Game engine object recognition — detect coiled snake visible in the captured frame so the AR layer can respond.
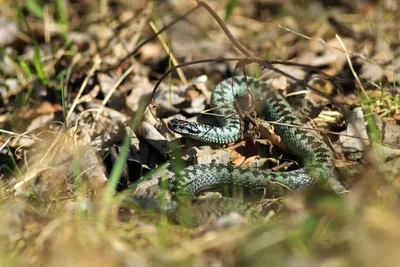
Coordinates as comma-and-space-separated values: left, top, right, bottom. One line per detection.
128, 76, 345, 221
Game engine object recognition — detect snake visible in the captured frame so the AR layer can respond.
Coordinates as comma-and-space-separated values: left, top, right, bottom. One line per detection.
127, 75, 345, 222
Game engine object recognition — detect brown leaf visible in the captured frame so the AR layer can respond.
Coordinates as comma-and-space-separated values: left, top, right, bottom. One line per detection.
21, 101, 63, 119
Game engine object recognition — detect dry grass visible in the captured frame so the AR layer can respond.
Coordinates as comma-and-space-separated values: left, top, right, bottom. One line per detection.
0, 1, 400, 266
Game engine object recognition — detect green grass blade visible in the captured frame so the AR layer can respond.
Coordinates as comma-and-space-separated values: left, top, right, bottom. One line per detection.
54, 0, 70, 42
20, 8, 49, 85
362, 103, 381, 142
59, 71, 67, 126
103, 100, 146, 203
224, 0, 239, 21
32, 42, 49, 85
5, 145, 22, 177
54, 0, 69, 26
25, 0, 44, 19
17, 56, 33, 77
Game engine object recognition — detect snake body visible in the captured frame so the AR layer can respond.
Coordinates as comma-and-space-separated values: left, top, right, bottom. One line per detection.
129, 76, 344, 219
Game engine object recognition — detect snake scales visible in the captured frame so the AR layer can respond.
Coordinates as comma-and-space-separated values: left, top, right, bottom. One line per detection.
128, 75, 345, 221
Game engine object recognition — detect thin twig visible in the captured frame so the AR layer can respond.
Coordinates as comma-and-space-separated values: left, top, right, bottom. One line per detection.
93, 64, 135, 123
280, 24, 400, 74
197, 0, 253, 58
103, 4, 201, 72
259, 119, 398, 148
140, 57, 345, 122
66, 56, 101, 122
149, 21, 187, 84
336, 34, 370, 102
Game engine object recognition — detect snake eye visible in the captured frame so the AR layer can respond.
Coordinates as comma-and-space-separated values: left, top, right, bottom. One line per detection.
167, 119, 180, 130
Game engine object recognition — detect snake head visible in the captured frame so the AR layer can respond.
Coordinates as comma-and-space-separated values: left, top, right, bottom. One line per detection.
168, 119, 201, 136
